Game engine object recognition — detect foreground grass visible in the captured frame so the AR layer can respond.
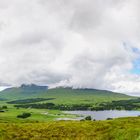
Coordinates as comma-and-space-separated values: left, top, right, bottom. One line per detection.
0, 117, 140, 140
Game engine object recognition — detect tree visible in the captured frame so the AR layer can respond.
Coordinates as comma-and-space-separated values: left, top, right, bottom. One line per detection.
17, 113, 31, 119
85, 116, 92, 120
2, 106, 7, 109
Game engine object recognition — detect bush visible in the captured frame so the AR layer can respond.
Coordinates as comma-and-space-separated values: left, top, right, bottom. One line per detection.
2, 106, 7, 109
106, 118, 113, 120
17, 113, 31, 119
85, 116, 92, 120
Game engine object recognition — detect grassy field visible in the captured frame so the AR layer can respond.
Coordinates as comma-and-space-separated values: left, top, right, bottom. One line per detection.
0, 86, 137, 123
0, 117, 140, 140
0, 87, 140, 140
0, 106, 78, 123
0, 86, 139, 140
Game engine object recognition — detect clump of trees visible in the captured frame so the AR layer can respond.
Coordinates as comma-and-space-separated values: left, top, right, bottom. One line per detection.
2, 106, 7, 109
85, 116, 92, 120
17, 113, 31, 119
14, 103, 91, 110
91, 98, 140, 111
14, 98, 140, 111
0, 106, 8, 112
7, 98, 55, 104
80, 116, 93, 121
106, 118, 113, 120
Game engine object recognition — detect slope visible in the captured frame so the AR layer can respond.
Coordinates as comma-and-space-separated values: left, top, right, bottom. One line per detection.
0, 85, 134, 105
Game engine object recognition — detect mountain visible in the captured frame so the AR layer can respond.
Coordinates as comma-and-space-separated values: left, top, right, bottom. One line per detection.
20, 84, 48, 92
0, 84, 134, 104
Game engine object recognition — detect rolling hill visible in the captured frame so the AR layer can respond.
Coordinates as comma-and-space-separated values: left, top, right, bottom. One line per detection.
0, 84, 134, 105
0, 84, 139, 129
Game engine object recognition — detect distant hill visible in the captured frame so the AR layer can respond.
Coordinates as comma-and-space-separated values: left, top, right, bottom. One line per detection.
0, 84, 135, 104
20, 84, 48, 92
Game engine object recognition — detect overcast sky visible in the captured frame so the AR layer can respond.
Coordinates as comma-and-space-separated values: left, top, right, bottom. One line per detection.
0, 0, 140, 95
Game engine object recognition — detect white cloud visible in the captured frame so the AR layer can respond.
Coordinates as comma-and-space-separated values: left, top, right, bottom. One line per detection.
0, 0, 140, 95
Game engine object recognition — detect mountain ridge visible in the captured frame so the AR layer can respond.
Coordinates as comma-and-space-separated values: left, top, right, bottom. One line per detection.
0, 84, 134, 104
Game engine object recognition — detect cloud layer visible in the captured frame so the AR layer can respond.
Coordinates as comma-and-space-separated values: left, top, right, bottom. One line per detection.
0, 0, 140, 95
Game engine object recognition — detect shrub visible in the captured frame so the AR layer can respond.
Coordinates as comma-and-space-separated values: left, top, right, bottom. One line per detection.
2, 106, 8, 109
17, 113, 31, 119
106, 118, 113, 120
85, 116, 92, 120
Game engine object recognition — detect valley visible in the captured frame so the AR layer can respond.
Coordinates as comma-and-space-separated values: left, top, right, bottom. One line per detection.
0, 85, 140, 140
0, 85, 139, 122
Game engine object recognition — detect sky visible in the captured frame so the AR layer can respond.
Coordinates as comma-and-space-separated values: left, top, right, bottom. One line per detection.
0, 0, 140, 95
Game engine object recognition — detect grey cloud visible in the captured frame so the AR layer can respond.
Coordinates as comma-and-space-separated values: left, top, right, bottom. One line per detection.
0, 0, 140, 95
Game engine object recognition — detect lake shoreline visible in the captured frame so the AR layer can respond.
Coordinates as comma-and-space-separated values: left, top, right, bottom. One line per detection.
63, 110, 140, 120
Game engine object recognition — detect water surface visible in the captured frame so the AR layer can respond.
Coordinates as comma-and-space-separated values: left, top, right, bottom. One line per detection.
64, 110, 140, 120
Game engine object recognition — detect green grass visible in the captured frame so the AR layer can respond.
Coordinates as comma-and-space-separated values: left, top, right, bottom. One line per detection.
0, 87, 136, 123
0, 87, 134, 105
0, 87, 139, 139
0, 107, 77, 123
0, 117, 140, 140
0, 106, 75, 123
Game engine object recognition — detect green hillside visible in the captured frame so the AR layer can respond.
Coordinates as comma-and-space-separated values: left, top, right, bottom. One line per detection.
0, 85, 137, 123
0, 85, 140, 140
0, 85, 133, 105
